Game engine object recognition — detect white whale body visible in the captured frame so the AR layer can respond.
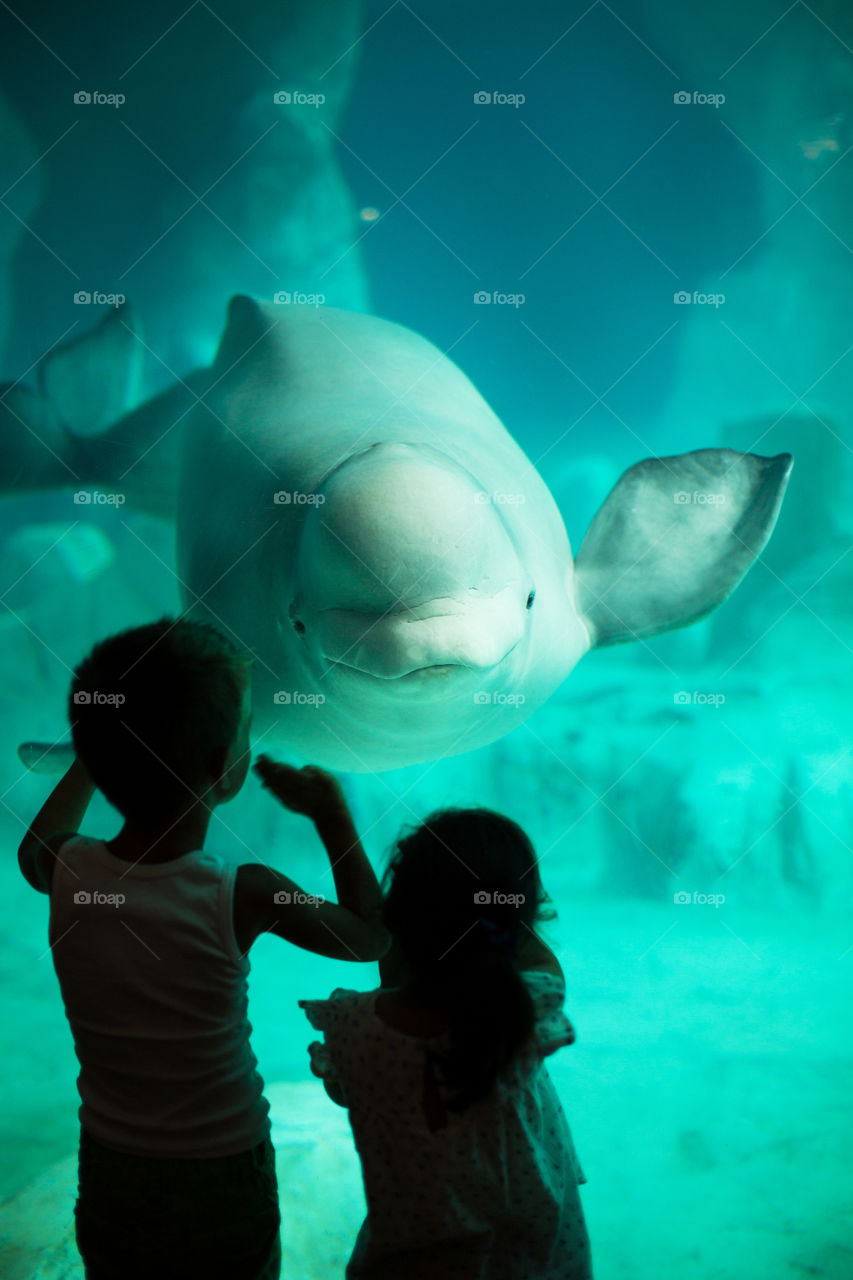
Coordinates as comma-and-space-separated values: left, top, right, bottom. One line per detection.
2, 298, 792, 771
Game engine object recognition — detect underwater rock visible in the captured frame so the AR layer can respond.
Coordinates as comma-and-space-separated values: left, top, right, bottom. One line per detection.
0, 514, 179, 771
441, 660, 853, 912
641, 1, 853, 453
0, 85, 43, 372
709, 413, 848, 657
0, 1152, 78, 1280
598, 708, 849, 910
3, 523, 115, 587
236, 0, 370, 313
720, 414, 845, 572
0, 523, 116, 715
711, 528, 853, 671
317, 663, 789, 905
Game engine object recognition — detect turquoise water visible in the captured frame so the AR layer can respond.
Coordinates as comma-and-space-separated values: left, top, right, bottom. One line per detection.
1, 2, 852, 1277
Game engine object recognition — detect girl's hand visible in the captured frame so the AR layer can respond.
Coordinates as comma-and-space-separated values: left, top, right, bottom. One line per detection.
253, 755, 346, 821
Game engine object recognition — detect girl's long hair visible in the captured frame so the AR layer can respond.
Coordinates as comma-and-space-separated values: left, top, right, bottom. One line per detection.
382, 808, 555, 1111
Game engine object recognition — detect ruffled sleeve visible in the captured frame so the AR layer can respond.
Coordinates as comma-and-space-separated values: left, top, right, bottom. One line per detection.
520, 969, 576, 1058
298, 988, 359, 1092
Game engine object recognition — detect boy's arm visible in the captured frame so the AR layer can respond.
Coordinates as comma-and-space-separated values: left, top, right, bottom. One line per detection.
243, 758, 391, 960
313, 801, 384, 931
235, 862, 390, 961
18, 758, 96, 894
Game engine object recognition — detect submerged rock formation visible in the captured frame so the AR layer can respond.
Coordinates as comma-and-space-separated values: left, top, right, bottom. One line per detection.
0, 86, 43, 372
0, 0, 369, 382
640, 2, 853, 461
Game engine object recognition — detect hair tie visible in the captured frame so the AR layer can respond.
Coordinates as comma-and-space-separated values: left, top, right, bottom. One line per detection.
475, 914, 519, 960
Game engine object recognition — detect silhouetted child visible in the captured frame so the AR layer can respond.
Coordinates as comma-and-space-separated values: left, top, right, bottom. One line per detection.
18, 617, 389, 1280
300, 808, 592, 1279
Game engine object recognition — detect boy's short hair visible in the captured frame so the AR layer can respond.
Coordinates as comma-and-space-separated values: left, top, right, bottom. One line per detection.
70, 617, 252, 831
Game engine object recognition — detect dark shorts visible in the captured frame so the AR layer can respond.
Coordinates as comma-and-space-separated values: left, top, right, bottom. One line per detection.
74, 1128, 281, 1280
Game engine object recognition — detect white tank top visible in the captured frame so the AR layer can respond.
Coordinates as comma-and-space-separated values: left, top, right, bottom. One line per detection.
49, 836, 270, 1158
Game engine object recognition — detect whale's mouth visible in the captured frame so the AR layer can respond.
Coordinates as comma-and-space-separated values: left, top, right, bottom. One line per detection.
326, 647, 519, 682
304, 592, 526, 681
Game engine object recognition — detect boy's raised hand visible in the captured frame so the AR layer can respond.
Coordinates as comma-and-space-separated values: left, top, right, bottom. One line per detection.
253, 755, 346, 821
252, 754, 388, 959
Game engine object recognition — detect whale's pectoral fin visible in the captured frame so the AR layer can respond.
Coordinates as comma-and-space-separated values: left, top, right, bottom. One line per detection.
573, 448, 793, 648
38, 303, 142, 437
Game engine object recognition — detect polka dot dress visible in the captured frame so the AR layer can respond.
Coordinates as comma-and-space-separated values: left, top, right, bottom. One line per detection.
299, 972, 592, 1279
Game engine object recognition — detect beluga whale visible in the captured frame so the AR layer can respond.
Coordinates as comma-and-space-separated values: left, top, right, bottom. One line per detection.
2, 298, 792, 772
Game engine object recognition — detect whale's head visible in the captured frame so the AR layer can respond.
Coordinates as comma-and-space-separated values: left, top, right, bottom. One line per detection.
287, 442, 536, 690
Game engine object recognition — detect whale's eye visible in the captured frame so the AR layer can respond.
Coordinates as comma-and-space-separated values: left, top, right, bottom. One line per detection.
526, 590, 536, 610
292, 619, 306, 634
